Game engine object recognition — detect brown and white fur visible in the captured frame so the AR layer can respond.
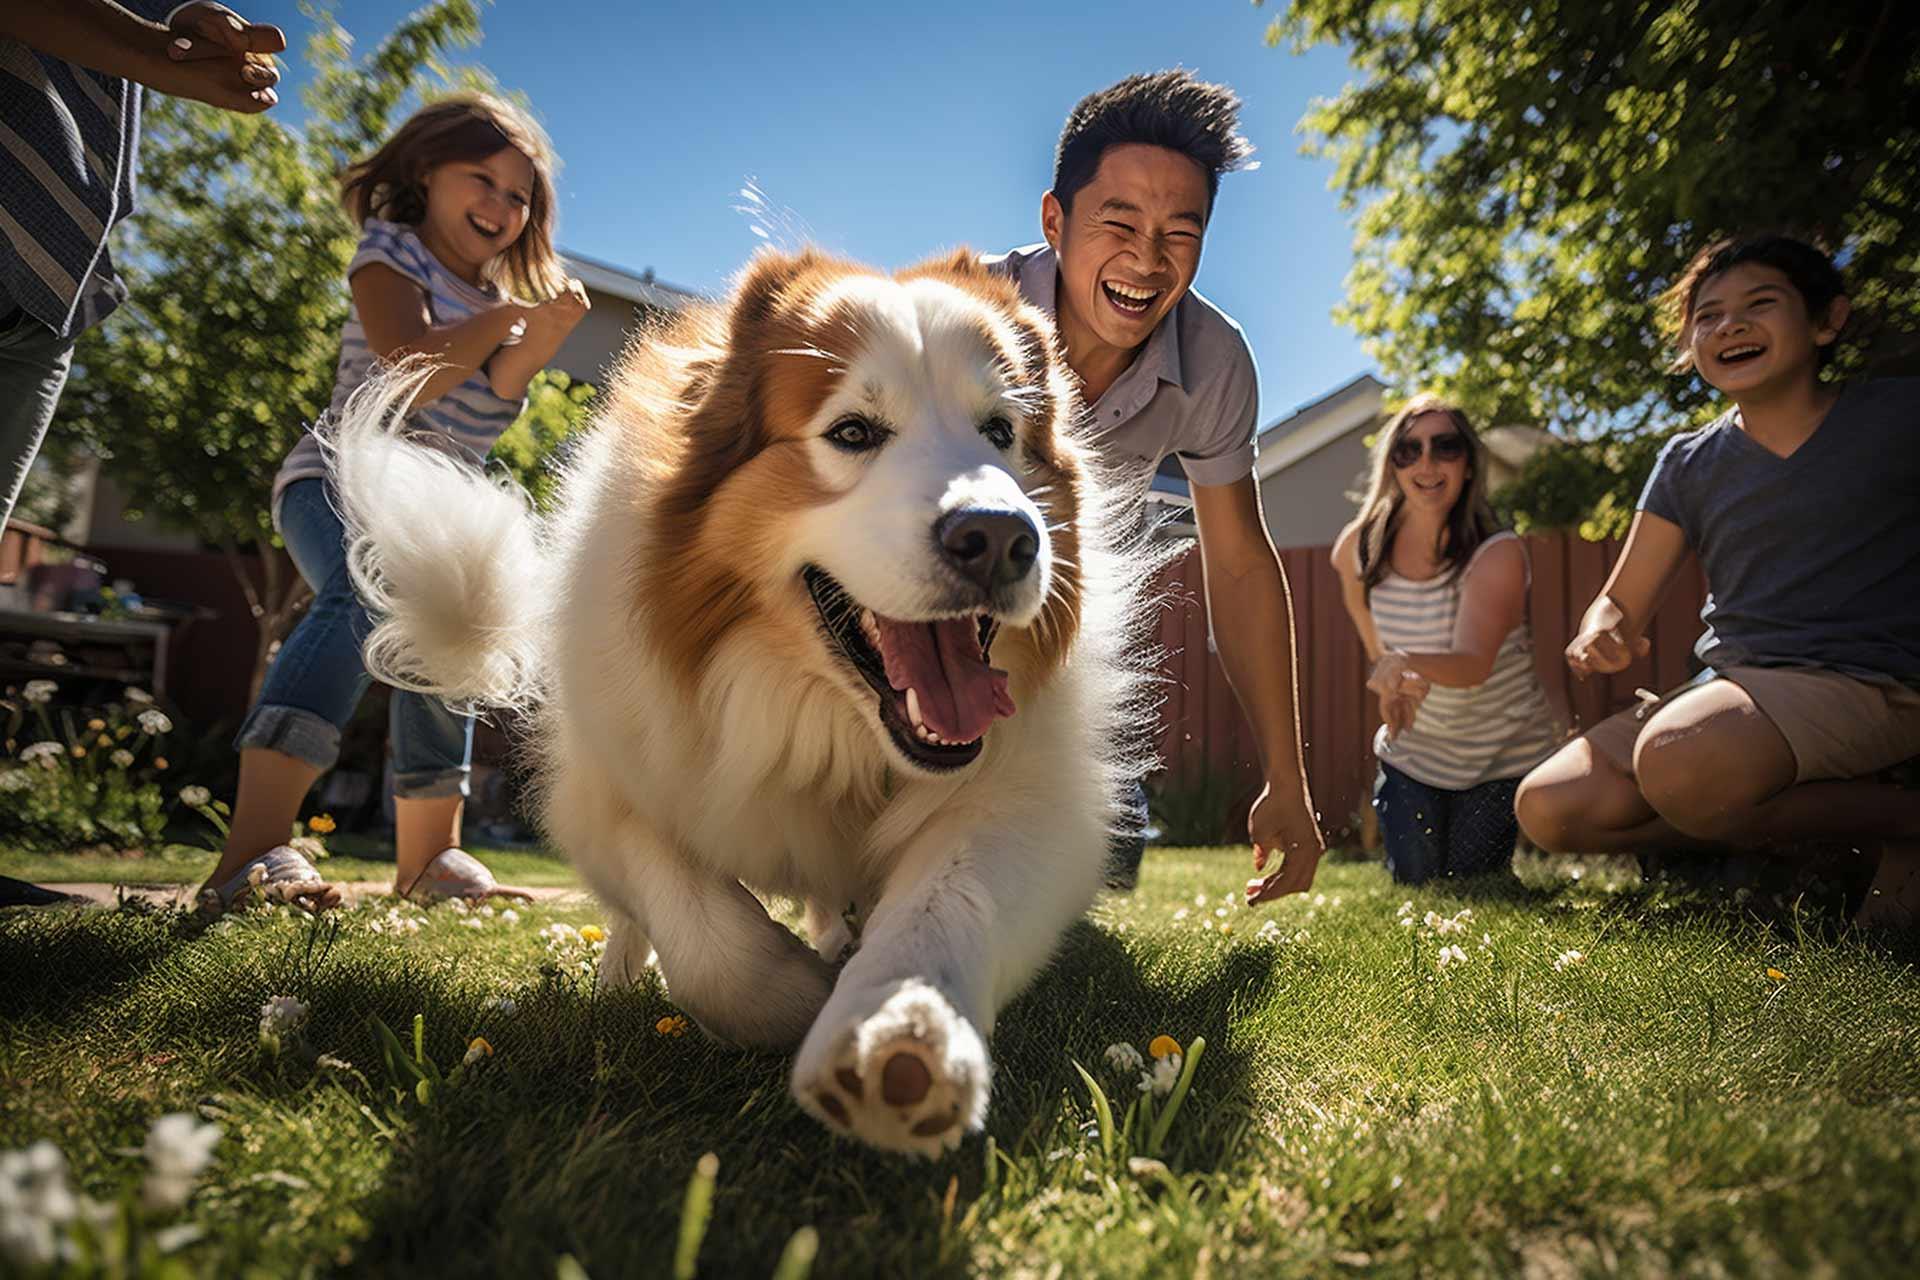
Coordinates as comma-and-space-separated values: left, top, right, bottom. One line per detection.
327, 248, 1160, 1156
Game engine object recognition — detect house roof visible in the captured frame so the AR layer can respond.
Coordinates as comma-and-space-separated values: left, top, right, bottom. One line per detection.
559, 248, 704, 312
1252, 371, 1386, 481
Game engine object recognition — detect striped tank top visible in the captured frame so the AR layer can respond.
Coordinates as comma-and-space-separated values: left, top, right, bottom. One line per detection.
271, 219, 526, 514
1370, 532, 1561, 790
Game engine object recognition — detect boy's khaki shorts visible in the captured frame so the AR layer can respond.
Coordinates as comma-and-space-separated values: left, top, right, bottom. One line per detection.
1583, 665, 1920, 784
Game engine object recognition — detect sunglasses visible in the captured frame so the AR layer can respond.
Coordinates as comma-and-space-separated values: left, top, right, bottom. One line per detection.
1390, 432, 1468, 469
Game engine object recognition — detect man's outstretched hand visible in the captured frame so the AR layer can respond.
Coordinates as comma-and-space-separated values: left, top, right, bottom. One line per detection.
156, 3, 285, 112
1244, 778, 1326, 905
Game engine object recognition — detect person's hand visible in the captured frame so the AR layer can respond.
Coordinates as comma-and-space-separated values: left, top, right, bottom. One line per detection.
153, 3, 285, 113
1379, 670, 1430, 740
1244, 778, 1327, 905
1565, 623, 1648, 678
1366, 650, 1417, 699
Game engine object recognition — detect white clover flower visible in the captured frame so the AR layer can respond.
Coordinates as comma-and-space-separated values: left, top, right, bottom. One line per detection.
1294, 929, 1311, 943
109, 748, 134, 768
0, 769, 29, 793
1553, 949, 1586, 971
316, 1054, 354, 1072
0, 1140, 77, 1268
140, 1113, 220, 1211
1213, 907, 1228, 918
178, 785, 211, 808
137, 709, 172, 735
461, 917, 485, 930
1104, 1042, 1145, 1073
123, 687, 154, 706
1436, 944, 1469, 970
1172, 907, 1189, 922
448, 897, 470, 914
499, 908, 520, 925
1256, 919, 1285, 941
486, 995, 518, 1019
1397, 900, 1414, 918
1193, 892, 1207, 907
20, 741, 62, 768
1137, 1053, 1181, 1097
21, 680, 57, 705
258, 994, 308, 1036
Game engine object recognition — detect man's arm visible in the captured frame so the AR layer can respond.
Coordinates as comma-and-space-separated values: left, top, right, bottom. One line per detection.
1187, 475, 1328, 901
0, 2, 283, 113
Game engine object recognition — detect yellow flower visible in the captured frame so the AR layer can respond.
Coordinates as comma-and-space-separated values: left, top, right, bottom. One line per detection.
463, 1036, 493, 1066
1148, 1035, 1182, 1060
69, 744, 85, 758
580, 925, 606, 944
1220, 923, 1233, 936
154, 757, 168, 770
96, 734, 112, 748
1766, 967, 1786, 982
656, 1014, 689, 1037
307, 813, 337, 835
115, 725, 132, 740
86, 718, 105, 732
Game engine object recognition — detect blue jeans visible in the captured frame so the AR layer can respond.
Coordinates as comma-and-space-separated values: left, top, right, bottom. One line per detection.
234, 478, 472, 798
1372, 763, 1520, 885
0, 300, 76, 529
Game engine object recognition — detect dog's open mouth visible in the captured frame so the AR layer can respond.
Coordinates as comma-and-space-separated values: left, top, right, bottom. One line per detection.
804, 567, 1012, 771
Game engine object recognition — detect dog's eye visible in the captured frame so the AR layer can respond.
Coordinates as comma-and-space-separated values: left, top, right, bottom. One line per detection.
980, 416, 1014, 450
825, 417, 888, 453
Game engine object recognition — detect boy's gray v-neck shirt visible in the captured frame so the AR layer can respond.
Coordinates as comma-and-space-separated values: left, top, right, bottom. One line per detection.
1637, 378, 1920, 686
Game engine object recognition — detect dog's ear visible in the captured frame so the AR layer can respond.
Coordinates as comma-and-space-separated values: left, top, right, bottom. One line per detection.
900, 247, 987, 285
728, 248, 821, 331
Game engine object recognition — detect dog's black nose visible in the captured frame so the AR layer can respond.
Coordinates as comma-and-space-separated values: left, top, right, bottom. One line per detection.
936, 508, 1039, 592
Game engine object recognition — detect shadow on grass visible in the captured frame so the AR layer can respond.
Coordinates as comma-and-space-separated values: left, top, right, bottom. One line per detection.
338, 920, 1278, 1278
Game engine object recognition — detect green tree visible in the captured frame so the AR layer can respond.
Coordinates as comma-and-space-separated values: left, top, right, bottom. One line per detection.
1266, 0, 1920, 529
489, 369, 596, 512
55, 1, 493, 696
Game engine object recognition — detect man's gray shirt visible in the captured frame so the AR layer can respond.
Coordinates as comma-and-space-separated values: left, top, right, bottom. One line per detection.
984, 243, 1259, 492
1638, 378, 1920, 686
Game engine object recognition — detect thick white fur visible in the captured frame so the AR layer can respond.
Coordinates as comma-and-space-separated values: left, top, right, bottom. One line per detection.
328, 266, 1164, 1157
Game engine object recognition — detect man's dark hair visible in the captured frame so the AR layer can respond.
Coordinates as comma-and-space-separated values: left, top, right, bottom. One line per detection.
1660, 232, 1848, 371
1052, 70, 1253, 219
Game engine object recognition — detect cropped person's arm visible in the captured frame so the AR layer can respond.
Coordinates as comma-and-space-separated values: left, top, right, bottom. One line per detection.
353, 264, 527, 407
1330, 521, 1383, 663
0, 2, 283, 113
1373, 538, 1528, 691
1566, 511, 1689, 677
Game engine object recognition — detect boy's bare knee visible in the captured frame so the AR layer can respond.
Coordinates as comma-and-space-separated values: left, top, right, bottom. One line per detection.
1515, 775, 1581, 853
1635, 731, 1749, 842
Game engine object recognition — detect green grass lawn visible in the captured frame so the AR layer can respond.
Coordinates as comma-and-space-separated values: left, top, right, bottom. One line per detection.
0, 833, 579, 889
2, 849, 1917, 1277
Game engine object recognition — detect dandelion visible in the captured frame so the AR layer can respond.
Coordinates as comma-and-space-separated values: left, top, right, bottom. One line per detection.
85, 718, 105, 732
153, 756, 168, 770
463, 1036, 493, 1065
1103, 1042, 1145, 1073
179, 785, 211, 808
655, 1015, 689, 1037
21, 680, 56, 705
580, 925, 606, 944
1220, 923, 1233, 936
137, 709, 172, 735
1138, 1053, 1181, 1097
307, 813, 336, 835
140, 1113, 220, 1211
68, 744, 84, 759
1148, 1035, 1182, 1060
109, 748, 133, 768
1766, 967, 1786, 982
1553, 950, 1586, 971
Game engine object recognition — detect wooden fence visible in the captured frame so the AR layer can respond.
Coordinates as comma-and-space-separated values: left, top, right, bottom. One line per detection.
1151, 532, 1708, 845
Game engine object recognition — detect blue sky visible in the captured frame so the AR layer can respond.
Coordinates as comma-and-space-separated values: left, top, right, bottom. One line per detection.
247, 0, 1371, 424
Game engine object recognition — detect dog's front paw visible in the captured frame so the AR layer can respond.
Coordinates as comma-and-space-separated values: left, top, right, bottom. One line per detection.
792, 978, 988, 1157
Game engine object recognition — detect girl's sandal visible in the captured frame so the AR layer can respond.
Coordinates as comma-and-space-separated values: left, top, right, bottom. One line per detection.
401, 847, 535, 904
199, 846, 340, 914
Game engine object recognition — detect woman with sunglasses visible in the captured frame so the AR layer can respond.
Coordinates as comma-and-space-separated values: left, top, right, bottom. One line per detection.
1330, 394, 1561, 883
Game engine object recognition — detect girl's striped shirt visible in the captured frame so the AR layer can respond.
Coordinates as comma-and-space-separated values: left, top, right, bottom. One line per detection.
1371, 532, 1562, 790
272, 219, 525, 513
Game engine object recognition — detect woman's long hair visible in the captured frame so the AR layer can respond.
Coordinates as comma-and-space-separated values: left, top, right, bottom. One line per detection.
1353, 393, 1502, 596
339, 92, 567, 302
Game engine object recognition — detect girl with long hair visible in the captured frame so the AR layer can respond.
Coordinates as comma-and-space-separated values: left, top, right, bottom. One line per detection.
1331, 394, 1559, 883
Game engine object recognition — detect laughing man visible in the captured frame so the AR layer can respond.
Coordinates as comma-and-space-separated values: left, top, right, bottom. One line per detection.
987, 70, 1326, 902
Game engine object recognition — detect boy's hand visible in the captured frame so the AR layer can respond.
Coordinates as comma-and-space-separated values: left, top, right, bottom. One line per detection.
155, 4, 285, 111
1566, 624, 1649, 678
1244, 779, 1326, 905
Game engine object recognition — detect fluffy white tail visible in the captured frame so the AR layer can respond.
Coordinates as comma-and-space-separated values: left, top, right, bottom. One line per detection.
324, 360, 551, 712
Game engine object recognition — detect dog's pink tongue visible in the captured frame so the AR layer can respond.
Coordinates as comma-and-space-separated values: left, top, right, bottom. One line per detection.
874, 615, 1014, 742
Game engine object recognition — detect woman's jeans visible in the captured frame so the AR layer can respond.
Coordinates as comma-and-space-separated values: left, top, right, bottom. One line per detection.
1372, 763, 1520, 885
234, 478, 472, 798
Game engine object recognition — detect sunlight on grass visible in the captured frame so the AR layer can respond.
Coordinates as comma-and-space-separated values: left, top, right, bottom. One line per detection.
3, 849, 1917, 1276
